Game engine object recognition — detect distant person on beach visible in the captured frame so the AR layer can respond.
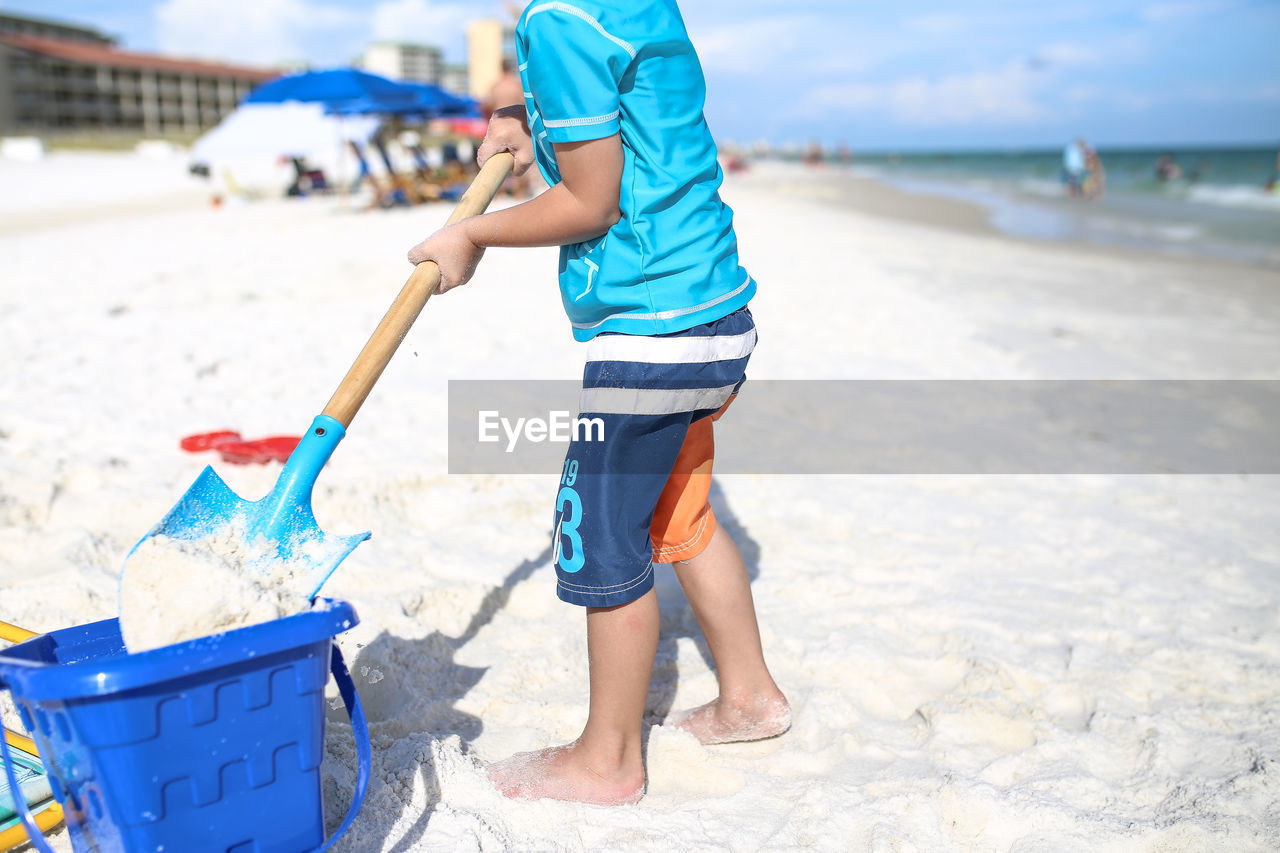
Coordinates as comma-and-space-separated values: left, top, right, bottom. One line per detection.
1155, 153, 1183, 182
407, 0, 788, 807
283, 156, 327, 197
1062, 138, 1087, 197
1082, 143, 1106, 200
482, 59, 532, 197
482, 58, 524, 118
1265, 149, 1280, 193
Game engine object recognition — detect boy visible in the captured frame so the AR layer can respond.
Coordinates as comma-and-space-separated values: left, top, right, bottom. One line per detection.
407, 0, 788, 805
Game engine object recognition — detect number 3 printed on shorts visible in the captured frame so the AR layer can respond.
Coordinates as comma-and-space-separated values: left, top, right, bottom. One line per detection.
556, 458, 585, 574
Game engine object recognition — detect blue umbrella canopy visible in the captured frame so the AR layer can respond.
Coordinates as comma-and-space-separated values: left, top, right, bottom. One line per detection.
403, 83, 477, 116
245, 68, 422, 112
326, 82, 479, 117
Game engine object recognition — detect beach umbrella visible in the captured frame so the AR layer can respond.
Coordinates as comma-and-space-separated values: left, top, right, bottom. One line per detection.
403, 83, 477, 116
219, 69, 429, 196
244, 68, 422, 112
326, 82, 478, 118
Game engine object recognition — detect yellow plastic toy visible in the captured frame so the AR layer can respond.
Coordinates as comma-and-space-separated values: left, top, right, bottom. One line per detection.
0, 620, 64, 852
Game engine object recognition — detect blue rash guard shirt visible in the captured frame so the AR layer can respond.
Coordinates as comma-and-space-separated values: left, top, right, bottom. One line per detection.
516, 0, 755, 341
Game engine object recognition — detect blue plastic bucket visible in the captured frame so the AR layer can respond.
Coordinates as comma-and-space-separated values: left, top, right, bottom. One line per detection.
0, 600, 369, 853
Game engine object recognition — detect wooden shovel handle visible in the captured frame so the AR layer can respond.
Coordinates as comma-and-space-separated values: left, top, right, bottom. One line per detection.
322, 152, 515, 428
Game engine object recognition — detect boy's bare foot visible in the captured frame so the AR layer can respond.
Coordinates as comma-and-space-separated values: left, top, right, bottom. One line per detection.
487, 741, 646, 805
665, 691, 792, 745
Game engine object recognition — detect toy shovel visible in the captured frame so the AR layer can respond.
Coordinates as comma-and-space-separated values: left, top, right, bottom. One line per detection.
121, 153, 515, 601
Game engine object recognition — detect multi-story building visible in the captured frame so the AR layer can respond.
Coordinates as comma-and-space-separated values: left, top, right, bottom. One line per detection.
0, 12, 275, 138
360, 41, 444, 85
441, 63, 470, 98
0, 12, 111, 44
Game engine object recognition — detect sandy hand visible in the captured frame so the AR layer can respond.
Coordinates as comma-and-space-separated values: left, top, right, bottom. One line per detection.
478, 106, 535, 176
406, 222, 486, 294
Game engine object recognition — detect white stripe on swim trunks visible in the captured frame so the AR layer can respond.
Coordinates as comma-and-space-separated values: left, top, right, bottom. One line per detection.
586, 329, 756, 365
579, 383, 738, 416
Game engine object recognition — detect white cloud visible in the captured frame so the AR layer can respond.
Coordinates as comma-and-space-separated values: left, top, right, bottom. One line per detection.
688, 13, 898, 79
369, 0, 482, 59
1035, 42, 1102, 68
1064, 79, 1279, 113
1064, 83, 1104, 104
155, 0, 362, 66
154, 0, 498, 67
1056, 83, 1154, 115
798, 61, 1049, 127
686, 15, 816, 75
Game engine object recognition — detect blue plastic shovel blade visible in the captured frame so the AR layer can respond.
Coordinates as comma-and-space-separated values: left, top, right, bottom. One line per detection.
124, 414, 370, 600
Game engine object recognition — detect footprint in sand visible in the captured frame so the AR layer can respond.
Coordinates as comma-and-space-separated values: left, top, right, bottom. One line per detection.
645, 726, 746, 797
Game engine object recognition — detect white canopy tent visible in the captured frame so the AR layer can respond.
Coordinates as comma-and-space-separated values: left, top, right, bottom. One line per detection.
191, 102, 381, 197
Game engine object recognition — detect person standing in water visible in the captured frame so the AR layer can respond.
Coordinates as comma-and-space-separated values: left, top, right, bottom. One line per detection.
1062, 138, 1087, 197
1082, 142, 1106, 200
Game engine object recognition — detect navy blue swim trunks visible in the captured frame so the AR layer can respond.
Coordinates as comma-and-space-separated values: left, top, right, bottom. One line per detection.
552, 307, 756, 607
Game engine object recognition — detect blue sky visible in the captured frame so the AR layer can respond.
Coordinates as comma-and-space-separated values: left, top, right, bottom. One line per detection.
6, 0, 1279, 149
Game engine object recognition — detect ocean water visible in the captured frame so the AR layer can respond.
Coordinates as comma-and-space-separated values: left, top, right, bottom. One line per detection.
841, 146, 1280, 266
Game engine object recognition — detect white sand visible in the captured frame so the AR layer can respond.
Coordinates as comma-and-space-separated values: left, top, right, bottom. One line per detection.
117, 524, 310, 653
1, 153, 1278, 851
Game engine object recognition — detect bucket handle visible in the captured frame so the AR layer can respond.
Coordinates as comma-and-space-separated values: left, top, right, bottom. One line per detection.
0, 643, 371, 853
316, 642, 371, 852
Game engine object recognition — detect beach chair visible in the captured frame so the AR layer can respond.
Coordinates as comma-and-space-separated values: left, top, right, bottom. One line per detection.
347, 141, 376, 195
347, 141, 394, 208
284, 157, 333, 198
0, 621, 64, 852
305, 166, 330, 194
220, 168, 261, 202
407, 144, 466, 203
368, 138, 423, 208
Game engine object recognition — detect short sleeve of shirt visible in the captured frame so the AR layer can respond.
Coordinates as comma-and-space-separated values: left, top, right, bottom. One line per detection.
522, 5, 635, 143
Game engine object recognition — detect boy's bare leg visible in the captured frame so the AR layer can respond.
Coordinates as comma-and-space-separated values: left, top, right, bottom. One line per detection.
667, 524, 791, 744
488, 588, 658, 804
